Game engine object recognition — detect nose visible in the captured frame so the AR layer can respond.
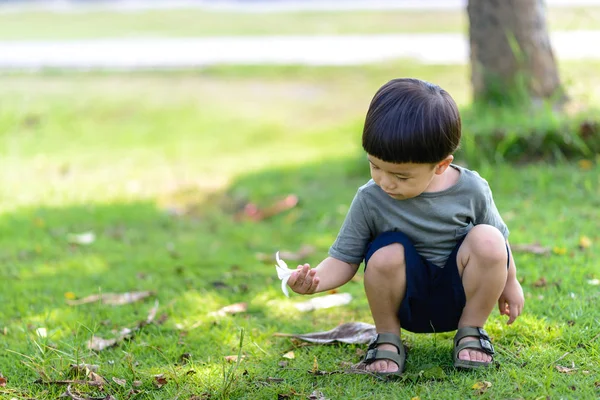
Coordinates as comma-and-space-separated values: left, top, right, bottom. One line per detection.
379, 174, 396, 190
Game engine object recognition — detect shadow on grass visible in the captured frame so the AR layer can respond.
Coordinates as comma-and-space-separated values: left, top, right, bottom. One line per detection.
1, 154, 598, 398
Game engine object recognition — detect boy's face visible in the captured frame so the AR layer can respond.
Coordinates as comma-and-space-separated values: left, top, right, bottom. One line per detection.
367, 155, 449, 200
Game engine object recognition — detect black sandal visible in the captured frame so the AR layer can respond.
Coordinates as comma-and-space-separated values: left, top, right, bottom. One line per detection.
362, 333, 406, 376
453, 327, 495, 369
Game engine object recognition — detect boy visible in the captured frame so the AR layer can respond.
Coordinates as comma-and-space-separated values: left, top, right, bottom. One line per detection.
286, 78, 524, 375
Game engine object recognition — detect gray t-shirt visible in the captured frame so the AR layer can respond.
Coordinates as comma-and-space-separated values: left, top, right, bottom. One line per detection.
329, 165, 508, 267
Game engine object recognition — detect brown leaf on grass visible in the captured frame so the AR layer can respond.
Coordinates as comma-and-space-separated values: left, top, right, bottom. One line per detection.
274, 322, 376, 344
256, 245, 315, 262
63, 384, 115, 400
154, 374, 168, 388
0, 375, 6, 387
282, 351, 295, 359
208, 302, 247, 317
224, 355, 246, 363
533, 277, 548, 288
511, 243, 551, 255
179, 353, 192, 364
235, 195, 299, 222
190, 394, 212, 400
132, 380, 142, 387
70, 364, 99, 373
556, 365, 578, 373
112, 377, 126, 387
87, 301, 159, 352
67, 291, 155, 306
472, 381, 492, 394
308, 390, 329, 400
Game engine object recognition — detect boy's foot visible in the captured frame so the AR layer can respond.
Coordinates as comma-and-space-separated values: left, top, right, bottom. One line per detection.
362, 333, 405, 375
365, 343, 401, 372
457, 337, 493, 363
453, 327, 495, 369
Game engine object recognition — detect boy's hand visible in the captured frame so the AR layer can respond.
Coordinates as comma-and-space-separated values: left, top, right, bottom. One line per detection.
287, 264, 320, 295
498, 278, 524, 325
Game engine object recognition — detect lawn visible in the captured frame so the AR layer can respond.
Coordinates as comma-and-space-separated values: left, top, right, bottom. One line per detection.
0, 61, 599, 399
0, 6, 599, 40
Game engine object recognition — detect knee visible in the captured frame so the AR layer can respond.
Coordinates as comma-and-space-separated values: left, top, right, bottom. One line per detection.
366, 243, 406, 274
466, 224, 508, 266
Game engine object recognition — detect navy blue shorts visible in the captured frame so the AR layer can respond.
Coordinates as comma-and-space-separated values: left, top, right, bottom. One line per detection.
365, 231, 509, 334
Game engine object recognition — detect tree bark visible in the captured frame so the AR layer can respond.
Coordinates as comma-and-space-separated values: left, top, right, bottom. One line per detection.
468, 0, 562, 104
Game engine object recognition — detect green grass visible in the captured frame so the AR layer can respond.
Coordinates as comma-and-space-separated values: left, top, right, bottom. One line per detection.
0, 6, 599, 40
0, 62, 599, 399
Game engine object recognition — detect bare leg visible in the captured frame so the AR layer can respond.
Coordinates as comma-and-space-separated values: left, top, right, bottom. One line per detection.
456, 225, 508, 363
363, 243, 406, 372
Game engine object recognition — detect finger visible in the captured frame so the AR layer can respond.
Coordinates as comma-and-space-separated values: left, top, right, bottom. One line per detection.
507, 305, 518, 325
300, 271, 315, 290
497, 299, 507, 315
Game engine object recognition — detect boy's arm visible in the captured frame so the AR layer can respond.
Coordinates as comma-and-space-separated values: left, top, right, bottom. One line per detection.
498, 241, 525, 324
287, 256, 359, 295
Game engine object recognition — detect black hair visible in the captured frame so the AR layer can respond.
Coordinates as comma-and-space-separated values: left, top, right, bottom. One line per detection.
362, 78, 461, 164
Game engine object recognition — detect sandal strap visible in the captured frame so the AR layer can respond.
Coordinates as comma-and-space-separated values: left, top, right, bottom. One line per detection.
454, 327, 494, 355
455, 339, 495, 356
454, 327, 490, 343
364, 349, 404, 367
367, 333, 402, 353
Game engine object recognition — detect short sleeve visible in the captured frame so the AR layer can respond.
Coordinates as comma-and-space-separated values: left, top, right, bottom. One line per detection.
328, 191, 374, 265
475, 180, 509, 239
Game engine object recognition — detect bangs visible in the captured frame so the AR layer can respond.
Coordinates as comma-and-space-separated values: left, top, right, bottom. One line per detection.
362, 78, 461, 164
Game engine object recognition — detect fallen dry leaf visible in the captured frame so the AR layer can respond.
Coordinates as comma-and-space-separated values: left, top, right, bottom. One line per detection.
266, 377, 284, 383
88, 300, 159, 351
178, 353, 192, 364
208, 302, 248, 317
282, 351, 295, 359
308, 390, 328, 400
274, 322, 376, 344
133, 380, 142, 387
293, 293, 352, 312
112, 377, 126, 387
63, 384, 115, 400
579, 236, 592, 250
312, 356, 319, 374
511, 243, 551, 255
0, 375, 6, 387
236, 194, 298, 222
472, 381, 492, 394
67, 291, 155, 306
154, 374, 168, 388
224, 355, 246, 363
556, 365, 578, 374
533, 277, 548, 288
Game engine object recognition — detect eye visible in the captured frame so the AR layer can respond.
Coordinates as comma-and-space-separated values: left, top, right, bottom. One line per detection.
394, 175, 408, 181
370, 164, 379, 170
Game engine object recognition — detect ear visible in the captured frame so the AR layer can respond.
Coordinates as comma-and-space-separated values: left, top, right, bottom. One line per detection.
434, 155, 454, 175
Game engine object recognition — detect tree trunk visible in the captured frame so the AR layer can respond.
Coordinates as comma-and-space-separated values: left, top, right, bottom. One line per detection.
467, 0, 562, 104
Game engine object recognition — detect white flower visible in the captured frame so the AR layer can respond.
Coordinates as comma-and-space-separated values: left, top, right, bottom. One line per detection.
275, 251, 293, 297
